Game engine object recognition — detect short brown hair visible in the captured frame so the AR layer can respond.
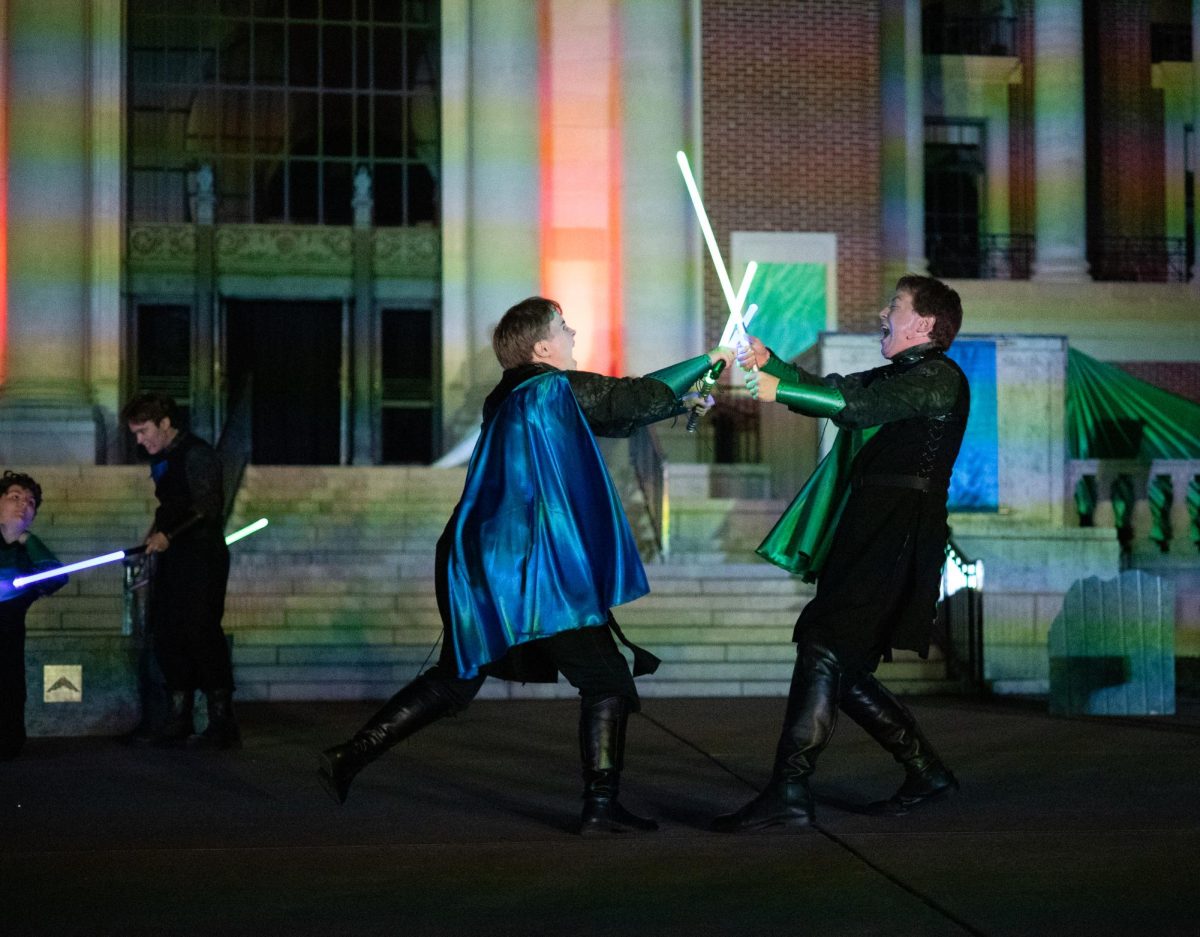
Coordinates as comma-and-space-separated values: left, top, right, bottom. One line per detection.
895, 274, 963, 349
120, 392, 178, 427
492, 297, 561, 370
1, 470, 43, 511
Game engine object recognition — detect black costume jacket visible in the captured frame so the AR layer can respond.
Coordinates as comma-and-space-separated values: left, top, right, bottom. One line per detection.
774, 343, 970, 668
147, 431, 230, 640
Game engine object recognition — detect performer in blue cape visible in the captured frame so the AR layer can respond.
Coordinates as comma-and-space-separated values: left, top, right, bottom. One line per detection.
321, 296, 733, 834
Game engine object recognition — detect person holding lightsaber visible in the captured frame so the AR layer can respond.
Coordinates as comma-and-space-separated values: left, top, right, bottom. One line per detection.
320, 296, 734, 834
121, 392, 240, 750
0, 471, 69, 759
715, 275, 968, 832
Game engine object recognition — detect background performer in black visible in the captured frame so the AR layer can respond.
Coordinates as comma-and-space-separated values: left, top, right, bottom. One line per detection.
122, 393, 237, 749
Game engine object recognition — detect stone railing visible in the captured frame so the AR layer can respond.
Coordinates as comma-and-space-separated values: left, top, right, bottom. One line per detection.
1068, 459, 1200, 556
630, 425, 669, 560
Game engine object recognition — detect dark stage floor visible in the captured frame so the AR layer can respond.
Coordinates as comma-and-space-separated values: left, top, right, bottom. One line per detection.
3, 695, 1198, 936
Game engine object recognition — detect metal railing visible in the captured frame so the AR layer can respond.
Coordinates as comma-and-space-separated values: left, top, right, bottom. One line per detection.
923, 15, 1017, 57
1089, 237, 1192, 283
630, 425, 669, 560
1068, 459, 1200, 560
936, 536, 986, 692
927, 233, 1034, 280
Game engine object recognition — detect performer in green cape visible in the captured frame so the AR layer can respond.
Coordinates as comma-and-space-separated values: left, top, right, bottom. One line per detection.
715, 274, 969, 832
320, 296, 732, 834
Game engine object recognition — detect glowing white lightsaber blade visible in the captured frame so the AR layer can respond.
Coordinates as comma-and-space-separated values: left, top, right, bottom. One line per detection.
10, 517, 270, 589
719, 264, 758, 349
676, 151, 760, 357
677, 151, 739, 314
12, 551, 127, 588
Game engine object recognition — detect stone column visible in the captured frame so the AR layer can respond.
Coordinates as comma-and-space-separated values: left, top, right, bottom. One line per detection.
1194, 0, 1200, 290
1032, 0, 1089, 281
351, 167, 377, 464
439, 0, 541, 448
0, 0, 98, 462
880, 0, 926, 294
620, 0, 698, 378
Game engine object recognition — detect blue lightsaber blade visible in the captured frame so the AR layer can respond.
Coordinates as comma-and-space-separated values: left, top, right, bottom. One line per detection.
11, 517, 270, 589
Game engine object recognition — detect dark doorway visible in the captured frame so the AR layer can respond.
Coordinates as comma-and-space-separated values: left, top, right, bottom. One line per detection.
226, 301, 343, 465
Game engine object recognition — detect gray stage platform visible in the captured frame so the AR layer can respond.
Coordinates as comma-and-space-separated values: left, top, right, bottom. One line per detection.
2, 696, 1198, 936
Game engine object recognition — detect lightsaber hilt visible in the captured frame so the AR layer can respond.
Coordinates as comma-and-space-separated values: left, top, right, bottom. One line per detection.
687, 360, 727, 433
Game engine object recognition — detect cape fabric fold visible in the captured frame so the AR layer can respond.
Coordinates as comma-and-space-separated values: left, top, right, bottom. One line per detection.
756, 426, 877, 581
446, 371, 650, 679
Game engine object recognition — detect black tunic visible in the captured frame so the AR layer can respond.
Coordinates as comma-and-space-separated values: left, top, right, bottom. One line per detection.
0, 534, 67, 753
781, 344, 970, 669
147, 431, 233, 691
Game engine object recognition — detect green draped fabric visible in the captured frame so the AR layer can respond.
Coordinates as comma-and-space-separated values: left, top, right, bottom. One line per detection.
756, 426, 878, 581
1067, 348, 1200, 459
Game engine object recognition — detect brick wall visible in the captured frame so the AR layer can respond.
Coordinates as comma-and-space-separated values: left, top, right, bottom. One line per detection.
1009, 0, 1035, 239
1085, 0, 1166, 242
701, 0, 882, 342
1115, 361, 1200, 404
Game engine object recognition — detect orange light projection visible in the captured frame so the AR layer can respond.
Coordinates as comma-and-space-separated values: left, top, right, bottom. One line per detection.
538, 0, 622, 376
0, 6, 8, 385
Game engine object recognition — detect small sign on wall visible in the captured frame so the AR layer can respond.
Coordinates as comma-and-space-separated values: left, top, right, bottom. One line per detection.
44, 665, 83, 703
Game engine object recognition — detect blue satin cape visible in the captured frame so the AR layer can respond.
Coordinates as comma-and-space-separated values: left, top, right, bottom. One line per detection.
445, 371, 649, 679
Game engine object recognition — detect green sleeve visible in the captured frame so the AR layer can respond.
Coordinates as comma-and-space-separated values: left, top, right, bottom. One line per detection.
22, 532, 60, 569
644, 354, 713, 398
776, 381, 846, 418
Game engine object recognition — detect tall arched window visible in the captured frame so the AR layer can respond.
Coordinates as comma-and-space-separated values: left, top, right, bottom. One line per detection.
128, 0, 440, 225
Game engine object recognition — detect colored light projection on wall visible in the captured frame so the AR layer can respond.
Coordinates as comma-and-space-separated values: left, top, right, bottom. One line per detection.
538, 0, 622, 376
0, 31, 7, 387
946, 339, 998, 512
742, 262, 827, 362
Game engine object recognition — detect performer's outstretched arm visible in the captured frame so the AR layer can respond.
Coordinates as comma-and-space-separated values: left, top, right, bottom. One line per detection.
568, 348, 732, 437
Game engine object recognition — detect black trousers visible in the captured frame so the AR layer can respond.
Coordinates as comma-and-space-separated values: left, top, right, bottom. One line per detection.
150, 544, 233, 692
0, 620, 27, 755
424, 622, 639, 712
429, 519, 639, 709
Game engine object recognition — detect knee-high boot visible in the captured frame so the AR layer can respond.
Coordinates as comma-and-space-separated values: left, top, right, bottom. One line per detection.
840, 673, 958, 814
578, 696, 658, 835
318, 675, 457, 804
154, 690, 195, 746
713, 640, 842, 832
188, 687, 242, 750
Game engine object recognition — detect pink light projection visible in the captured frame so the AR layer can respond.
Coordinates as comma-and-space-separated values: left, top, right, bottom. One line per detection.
538, 0, 623, 376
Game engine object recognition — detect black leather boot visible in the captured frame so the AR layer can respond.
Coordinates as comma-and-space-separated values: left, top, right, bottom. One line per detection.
578, 696, 658, 835
840, 673, 958, 814
713, 640, 841, 833
318, 676, 456, 805
188, 688, 242, 750
154, 690, 194, 746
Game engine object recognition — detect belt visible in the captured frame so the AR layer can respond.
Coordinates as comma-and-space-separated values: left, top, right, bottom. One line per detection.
853, 473, 934, 492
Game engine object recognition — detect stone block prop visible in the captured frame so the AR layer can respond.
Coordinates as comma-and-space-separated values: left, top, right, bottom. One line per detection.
24, 633, 141, 736
1048, 570, 1175, 716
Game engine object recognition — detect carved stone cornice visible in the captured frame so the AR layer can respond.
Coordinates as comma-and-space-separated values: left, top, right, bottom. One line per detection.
127, 224, 196, 271
373, 226, 440, 278
128, 223, 441, 280
215, 225, 354, 275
